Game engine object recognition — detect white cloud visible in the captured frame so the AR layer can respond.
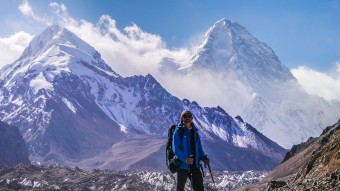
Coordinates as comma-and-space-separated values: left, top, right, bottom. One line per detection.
18, 0, 51, 25
157, 70, 253, 115
18, 0, 33, 16
0, 31, 33, 69
6, 1, 251, 115
47, 3, 194, 77
291, 65, 340, 101
49, 2, 67, 16
43, 2, 253, 115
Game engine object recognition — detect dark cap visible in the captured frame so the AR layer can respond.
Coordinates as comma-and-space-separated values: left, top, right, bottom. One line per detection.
181, 110, 192, 117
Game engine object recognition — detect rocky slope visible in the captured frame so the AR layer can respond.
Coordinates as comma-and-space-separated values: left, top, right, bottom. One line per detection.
0, 121, 30, 167
234, 119, 340, 191
0, 164, 267, 190
0, 25, 286, 170
177, 18, 340, 148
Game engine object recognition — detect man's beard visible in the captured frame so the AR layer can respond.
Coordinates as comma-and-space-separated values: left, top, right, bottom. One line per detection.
183, 119, 191, 125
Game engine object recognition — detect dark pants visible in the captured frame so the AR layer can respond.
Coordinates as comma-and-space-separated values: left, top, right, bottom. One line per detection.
176, 167, 204, 191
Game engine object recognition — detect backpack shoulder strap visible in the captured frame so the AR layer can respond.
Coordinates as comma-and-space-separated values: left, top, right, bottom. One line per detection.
178, 126, 185, 139
167, 124, 177, 147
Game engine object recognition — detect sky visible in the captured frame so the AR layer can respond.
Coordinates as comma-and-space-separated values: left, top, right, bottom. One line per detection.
0, 0, 339, 105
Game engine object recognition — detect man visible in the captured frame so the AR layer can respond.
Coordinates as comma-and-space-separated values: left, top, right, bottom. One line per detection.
172, 110, 210, 191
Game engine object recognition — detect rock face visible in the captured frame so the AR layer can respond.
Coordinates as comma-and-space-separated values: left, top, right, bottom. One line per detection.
0, 121, 30, 167
178, 18, 340, 148
235, 119, 340, 190
183, 19, 294, 85
0, 25, 286, 171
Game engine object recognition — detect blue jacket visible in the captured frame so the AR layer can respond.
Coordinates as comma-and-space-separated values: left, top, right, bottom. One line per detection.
172, 121, 206, 170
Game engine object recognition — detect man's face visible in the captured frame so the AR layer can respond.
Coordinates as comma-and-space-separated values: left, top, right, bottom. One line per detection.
181, 114, 193, 124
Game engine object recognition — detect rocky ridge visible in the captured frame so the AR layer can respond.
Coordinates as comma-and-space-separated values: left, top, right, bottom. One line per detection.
234, 119, 340, 191
0, 25, 286, 170
177, 18, 340, 148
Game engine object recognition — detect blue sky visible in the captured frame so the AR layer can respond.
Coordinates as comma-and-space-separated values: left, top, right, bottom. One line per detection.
0, 0, 339, 101
1, 0, 339, 71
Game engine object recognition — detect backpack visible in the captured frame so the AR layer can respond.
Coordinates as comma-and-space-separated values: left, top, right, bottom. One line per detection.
166, 124, 184, 173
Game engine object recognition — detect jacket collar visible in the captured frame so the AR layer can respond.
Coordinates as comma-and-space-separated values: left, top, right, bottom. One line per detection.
178, 121, 199, 132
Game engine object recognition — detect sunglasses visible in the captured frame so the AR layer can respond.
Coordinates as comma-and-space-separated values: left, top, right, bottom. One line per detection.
182, 114, 193, 119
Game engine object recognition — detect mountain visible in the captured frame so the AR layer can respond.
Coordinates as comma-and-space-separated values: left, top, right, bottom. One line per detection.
0, 120, 338, 190
178, 19, 340, 148
181, 19, 294, 90
235, 119, 340, 190
0, 25, 124, 164
68, 103, 286, 171
0, 121, 30, 167
0, 25, 286, 170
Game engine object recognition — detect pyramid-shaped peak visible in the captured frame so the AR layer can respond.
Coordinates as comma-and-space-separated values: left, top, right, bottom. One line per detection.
208, 18, 246, 33
194, 19, 251, 62
39, 25, 79, 42
39, 25, 80, 40
13, 25, 119, 77
30, 25, 78, 47
20, 25, 98, 60
185, 18, 295, 84
204, 19, 249, 42
44, 25, 66, 35
213, 18, 239, 28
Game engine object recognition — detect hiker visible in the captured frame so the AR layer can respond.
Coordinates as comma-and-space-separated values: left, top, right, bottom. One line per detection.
172, 110, 210, 191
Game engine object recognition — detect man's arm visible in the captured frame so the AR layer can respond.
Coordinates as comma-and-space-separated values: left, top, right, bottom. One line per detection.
172, 129, 186, 162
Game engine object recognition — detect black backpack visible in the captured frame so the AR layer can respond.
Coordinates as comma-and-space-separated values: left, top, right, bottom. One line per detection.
166, 124, 184, 173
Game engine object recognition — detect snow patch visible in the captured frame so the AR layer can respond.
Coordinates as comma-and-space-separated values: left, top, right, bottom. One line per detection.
119, 123, 128, 133
62, 97, 77, 113
12, 97, 24, 106
30, 72, 54, 94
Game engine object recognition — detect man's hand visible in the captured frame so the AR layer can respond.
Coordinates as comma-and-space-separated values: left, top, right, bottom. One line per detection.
203, 155, 210, 165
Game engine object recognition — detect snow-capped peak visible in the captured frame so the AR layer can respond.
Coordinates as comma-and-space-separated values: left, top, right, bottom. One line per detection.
0, 25, 120, 103
0, 24, 288, 170
183, 18, 295, 85
17, 25, 116, 75
21, 25, 91, 59
203, 18, 246, 47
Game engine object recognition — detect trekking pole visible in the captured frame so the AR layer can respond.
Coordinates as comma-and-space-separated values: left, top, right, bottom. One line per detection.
207, 163, 218, 191
199, 162, 205, 177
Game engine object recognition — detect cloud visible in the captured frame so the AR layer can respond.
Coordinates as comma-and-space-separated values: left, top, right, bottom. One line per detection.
291, 65, 340, 101
18, 0, 33, 16
49, 2, 67, 16
47, 3, 194, 77
6, 1, 251, 115
157, 69, 254, 115
45, 4, 249, 114
18, 0, 51, 25
16, 1, 337, 118
0, 31, 33, 69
